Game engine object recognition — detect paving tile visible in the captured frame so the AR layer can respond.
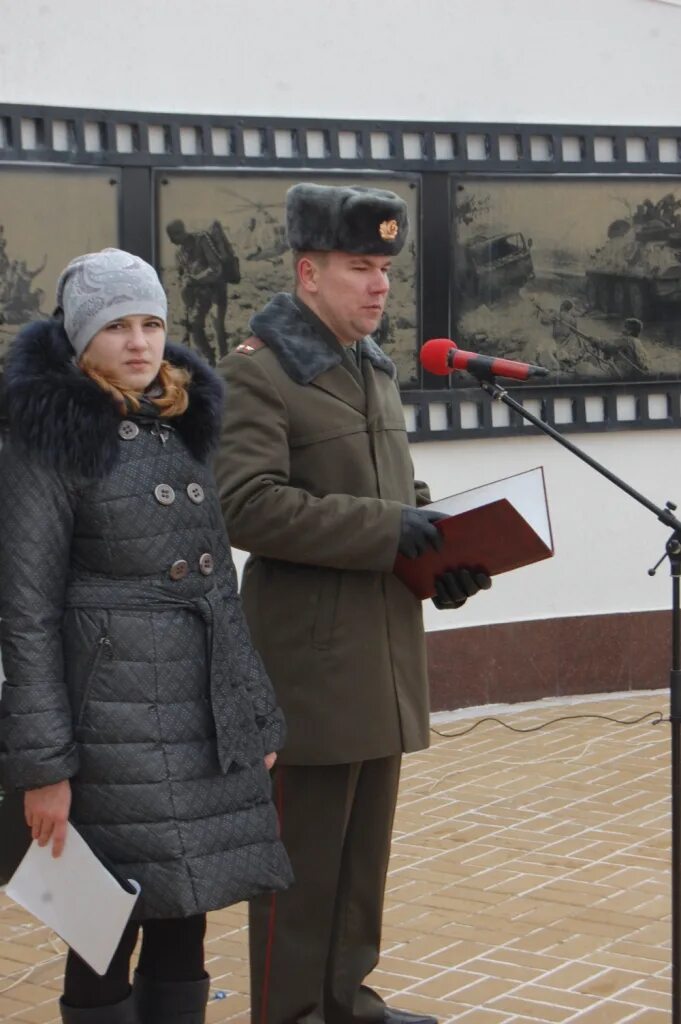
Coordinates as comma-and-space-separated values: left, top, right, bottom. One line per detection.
639, 976, 672, 994
437, 920, 535, 944
377, 955, 446, 979
363, 969, 416, 991
450, 1010, 509, 1023
615, 985, 671, 1011
543, 934, 607, 959
486, 994, 576, 1021
206, 995, 250, 1023
0, 992, 35, 1017
512, 927, 581, 951
561, 1001, 648, 1023
406, 970, 486, 998
449, 976, 521, 1006
0, 941, 54, 967
515, 904, 577, 925
576, 969, 652, 999
589, 952, 670, 975
207, 937, 248, 959
392, 935, 459, 960
507, 982, 596, 1011
9, 1000, 62, 1023
627, 923, 670, 946
466, 957, 541, 983
625, 1011, 672, 1023
0, 982, 61, 1008
539, 962, 613, 990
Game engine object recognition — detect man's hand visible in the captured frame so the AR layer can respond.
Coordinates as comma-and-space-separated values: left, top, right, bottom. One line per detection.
398, 508, 447, 559
264, 752, 278, 771
24, 780, 71, 859
433, 569, 492, 610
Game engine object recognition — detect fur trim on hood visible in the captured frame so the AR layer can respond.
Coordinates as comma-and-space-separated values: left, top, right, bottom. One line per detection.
249, 293, 396, 385
2, 317, 224, 478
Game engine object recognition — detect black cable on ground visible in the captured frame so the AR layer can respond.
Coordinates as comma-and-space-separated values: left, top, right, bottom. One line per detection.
430, 709, 665, 740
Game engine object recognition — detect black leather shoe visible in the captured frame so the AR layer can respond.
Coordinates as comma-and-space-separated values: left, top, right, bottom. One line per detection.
383, 1010, 438, 1024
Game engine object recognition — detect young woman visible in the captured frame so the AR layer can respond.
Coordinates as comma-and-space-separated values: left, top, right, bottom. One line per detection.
0, 248, 292, 1024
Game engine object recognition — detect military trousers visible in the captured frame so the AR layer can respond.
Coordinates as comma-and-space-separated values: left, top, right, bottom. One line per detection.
249, 754, 402, 1024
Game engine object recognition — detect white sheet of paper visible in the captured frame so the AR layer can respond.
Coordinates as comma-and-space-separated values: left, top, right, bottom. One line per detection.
6, 824, 140, 976
427, 466, 552, 548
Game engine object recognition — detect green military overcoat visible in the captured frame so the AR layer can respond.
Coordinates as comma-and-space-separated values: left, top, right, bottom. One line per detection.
215, 293, 431, 765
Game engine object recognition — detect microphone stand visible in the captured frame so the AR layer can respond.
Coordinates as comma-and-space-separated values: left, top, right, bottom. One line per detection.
472, 370, 681, 1020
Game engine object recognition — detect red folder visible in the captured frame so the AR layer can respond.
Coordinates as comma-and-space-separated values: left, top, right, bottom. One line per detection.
394, 467, 554, 600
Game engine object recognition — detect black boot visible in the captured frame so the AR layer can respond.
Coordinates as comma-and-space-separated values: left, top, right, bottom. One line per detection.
132, 971, 210, 1024
59, 990, 139, 1023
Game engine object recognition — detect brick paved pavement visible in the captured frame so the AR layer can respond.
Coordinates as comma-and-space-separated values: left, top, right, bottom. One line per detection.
0, 691, 672, 1023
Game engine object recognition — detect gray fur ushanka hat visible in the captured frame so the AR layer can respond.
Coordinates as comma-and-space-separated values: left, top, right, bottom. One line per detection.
286, 183, 408, 256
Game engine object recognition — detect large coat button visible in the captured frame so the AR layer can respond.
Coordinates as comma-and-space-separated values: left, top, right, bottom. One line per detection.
154, 484, 175, 506
199, 553, 214, 576
169, 559, 189, 580
186, 483, 205, 504
118, 420, 139, 440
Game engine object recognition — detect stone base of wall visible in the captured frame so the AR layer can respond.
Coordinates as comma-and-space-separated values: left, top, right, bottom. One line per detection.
426, 610, 670, 711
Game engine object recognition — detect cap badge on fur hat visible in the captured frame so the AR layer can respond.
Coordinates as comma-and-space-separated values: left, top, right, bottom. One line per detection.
379, 219, 399, 242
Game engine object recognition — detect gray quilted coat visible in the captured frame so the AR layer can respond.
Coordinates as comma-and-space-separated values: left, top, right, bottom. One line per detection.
0, 319, 292, 919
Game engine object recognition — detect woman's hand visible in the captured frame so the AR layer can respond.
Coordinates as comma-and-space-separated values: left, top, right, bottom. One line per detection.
24, 780, 72, 858
264, 752, 277, 771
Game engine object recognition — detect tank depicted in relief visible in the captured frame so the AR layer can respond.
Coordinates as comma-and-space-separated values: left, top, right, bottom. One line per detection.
585, 195, 681, 320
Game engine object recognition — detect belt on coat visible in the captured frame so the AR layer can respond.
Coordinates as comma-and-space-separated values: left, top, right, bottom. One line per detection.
65, 580, 262, 773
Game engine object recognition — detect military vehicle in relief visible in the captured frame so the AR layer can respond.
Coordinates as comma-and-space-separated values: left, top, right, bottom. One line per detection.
455, 231, 534, 306
585, 194, 681, 320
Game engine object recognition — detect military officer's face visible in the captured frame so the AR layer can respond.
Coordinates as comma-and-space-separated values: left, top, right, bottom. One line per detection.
82, 314, 167, 391
301, 251, 391, 344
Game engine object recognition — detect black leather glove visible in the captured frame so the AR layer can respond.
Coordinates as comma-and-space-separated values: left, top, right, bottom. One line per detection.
397, 508, 447, 559
432, 569, 492, 610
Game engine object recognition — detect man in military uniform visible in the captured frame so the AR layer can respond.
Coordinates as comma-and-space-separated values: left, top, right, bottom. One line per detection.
166, 219, 231, 364
215, 183, 490, 1024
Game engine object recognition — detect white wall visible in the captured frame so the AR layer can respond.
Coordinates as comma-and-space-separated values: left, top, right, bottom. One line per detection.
3, 0, 681, 639
1, 0, 680, 126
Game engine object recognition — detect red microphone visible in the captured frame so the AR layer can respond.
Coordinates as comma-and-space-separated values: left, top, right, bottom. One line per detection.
420, 338, 549, 381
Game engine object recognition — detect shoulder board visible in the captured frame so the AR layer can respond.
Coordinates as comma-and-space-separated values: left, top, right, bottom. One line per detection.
234, 336, 266, 356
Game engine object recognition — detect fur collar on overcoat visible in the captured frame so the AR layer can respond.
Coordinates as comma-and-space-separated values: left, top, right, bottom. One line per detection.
250, 292, 396, 385
2, 318, 223, 479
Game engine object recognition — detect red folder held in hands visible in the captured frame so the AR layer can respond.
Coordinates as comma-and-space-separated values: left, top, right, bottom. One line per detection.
394, 467, 554, 600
